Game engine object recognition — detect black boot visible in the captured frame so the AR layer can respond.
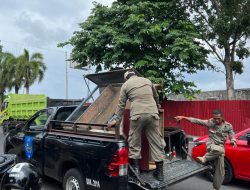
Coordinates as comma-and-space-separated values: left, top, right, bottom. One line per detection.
153, 161, 164, 181
130, 159, 140, 175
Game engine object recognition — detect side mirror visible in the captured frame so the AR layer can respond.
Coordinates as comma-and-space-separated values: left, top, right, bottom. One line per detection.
246, 132, 250, 145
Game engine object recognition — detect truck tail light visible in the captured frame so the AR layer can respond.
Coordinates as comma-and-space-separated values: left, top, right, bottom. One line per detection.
171, 146, 176, 158
106, 147, 128, 177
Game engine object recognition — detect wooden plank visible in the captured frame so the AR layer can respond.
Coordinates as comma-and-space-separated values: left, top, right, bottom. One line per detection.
77, 84, 121, 124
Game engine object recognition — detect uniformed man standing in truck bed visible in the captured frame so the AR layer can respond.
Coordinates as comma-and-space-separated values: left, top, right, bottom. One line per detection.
175, 109, 236, 190
107, 70, 166, 181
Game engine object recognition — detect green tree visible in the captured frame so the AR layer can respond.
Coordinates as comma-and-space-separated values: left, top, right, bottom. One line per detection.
17, 49, 46, 94
6, 53, 23, 93
182, 0, 250, 99
0, 41, 2, 53
60, 0, 214, 98
0, 52, 14, 105
0, 52, 7, 105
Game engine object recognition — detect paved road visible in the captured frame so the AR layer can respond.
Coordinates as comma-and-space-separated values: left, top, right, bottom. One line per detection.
0, 129, 249, 190
41, 174, 250, 190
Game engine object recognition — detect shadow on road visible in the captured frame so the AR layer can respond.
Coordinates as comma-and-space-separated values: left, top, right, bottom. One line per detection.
42, 176, 61, 190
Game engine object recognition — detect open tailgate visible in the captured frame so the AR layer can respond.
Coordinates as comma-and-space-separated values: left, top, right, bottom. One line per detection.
129, 159, 209, 190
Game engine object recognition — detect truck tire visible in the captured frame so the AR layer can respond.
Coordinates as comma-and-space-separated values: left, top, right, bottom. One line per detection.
206, 158, 233, 184
63, 168, 85, 190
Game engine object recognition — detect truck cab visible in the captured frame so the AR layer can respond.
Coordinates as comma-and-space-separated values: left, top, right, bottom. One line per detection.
4, 106, 77, 168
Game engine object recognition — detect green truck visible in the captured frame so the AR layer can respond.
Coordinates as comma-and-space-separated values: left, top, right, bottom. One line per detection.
0, 93, 82, 134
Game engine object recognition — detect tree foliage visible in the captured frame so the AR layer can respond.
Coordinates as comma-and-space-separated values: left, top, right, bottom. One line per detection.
0, 47, 46, 106
60, 0, 214, 98
6, 53, 22, 94
17, 49, 46, 94
182, 0, 250, 99
0, 41, 2, 53
0, 52, 13, 105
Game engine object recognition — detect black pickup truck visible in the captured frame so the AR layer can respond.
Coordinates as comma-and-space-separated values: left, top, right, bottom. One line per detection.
4, 70, 208, 190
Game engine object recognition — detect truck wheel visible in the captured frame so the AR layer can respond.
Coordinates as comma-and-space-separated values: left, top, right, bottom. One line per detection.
206, 159, 233, 184
222, 159, 233, 184
63, 168, 85, 190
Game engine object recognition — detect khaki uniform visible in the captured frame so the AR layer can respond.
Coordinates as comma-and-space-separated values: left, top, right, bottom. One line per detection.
190, 118, 236, 190
115, 76, 165, 162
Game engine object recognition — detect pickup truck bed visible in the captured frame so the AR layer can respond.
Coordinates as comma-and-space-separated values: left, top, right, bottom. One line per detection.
129, 159, 208, 189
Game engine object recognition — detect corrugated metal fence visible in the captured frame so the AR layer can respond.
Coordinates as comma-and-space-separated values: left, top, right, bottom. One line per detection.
161, 100, 250, 137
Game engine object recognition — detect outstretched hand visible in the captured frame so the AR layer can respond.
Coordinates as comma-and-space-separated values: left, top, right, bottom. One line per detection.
174, 116, 185, 121
231, 141, 237, 148
107, 120, 117, 128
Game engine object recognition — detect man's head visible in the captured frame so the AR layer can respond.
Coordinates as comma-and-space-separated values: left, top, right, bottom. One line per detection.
124, 70, 136, 80
212, 109, 224, 125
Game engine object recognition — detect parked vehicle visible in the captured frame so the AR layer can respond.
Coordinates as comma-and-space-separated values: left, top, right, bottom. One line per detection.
192, 128, 250, 184
0, 161, 42, 190
0, 93, 82, 134
0, 154, 41, 190
0, 154, 16, 180
4, 70, 208, 190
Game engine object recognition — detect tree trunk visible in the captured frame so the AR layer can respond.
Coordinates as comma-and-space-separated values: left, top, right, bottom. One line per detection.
26, 86, 29, 94
25, 81, 29, 94
0, 92, 4, 111
15, 86, 19, 94
0, 85, 5, 110
225, 63, 235, 100
224, 49, 235, 100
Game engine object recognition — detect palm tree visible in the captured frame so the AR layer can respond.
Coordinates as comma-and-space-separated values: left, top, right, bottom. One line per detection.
0, 52, 14, 105
17, 49, 46, 94
0, 42, 2, 52
3, 53, 23, 94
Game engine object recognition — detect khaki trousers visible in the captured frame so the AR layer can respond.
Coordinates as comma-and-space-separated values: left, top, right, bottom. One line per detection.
205, 144, 225, 190
128, 114, 165, 162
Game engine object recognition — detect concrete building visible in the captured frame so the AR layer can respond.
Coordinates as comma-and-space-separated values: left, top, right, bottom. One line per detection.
168, 88, 250, 101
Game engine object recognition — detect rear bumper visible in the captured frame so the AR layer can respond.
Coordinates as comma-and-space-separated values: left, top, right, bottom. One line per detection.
98, 175, 128, 190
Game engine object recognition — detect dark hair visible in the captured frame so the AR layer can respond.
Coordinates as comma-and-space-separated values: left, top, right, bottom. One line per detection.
126, 72, 136, 79
212, 109, 223, 116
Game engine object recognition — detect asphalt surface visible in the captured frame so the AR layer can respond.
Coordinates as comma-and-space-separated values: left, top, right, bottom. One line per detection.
0, 128, 249, 190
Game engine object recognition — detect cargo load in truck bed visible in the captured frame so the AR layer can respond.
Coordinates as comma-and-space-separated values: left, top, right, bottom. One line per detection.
66, 69, 140, 125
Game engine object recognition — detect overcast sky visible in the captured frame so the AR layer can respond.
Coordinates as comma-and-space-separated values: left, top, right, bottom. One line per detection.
0, 0, 249, 99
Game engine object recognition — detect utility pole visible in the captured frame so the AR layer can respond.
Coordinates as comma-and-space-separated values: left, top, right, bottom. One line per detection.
82, 66, 92, 99
65, 51, 68, 99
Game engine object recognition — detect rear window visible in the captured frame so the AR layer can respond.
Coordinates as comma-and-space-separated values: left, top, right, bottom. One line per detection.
54, 107, 76, 121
